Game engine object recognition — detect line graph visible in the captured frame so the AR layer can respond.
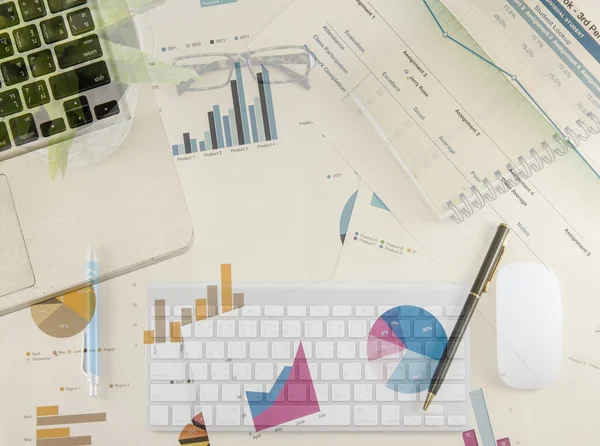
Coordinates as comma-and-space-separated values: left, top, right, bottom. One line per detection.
419, 0, 595, 176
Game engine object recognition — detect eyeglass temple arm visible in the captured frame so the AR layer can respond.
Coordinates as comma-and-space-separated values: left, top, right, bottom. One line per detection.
264, 63, 311, 90
254, 55, 312, 90
253, 53, 311, 64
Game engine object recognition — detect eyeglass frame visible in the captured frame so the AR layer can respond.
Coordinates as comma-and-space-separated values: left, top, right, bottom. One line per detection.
173, 46, 313, 95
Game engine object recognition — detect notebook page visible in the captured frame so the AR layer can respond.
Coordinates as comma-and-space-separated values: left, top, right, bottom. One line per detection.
250, 0, 562, 219
442, 0, 600, 174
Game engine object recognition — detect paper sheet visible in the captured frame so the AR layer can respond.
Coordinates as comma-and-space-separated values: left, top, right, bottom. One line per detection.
0, 0, 360, 443
249, 0, 600, 290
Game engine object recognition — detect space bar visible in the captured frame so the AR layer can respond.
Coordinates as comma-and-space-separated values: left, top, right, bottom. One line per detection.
49, 61, 111, 100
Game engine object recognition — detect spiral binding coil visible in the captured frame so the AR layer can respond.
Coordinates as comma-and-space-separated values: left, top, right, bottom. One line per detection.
447, 112, 600, 224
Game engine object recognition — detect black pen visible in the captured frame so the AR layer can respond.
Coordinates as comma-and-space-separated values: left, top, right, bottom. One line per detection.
423, 223, 511, 410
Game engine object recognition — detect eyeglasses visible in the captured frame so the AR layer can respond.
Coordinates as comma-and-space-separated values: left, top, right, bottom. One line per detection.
173, 46, 314, 95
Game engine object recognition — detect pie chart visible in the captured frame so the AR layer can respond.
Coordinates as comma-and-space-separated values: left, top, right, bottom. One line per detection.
178, 412, 210, 445
339, 190, 358, 244
30, 286, 96, 338
367, 305, 448, 394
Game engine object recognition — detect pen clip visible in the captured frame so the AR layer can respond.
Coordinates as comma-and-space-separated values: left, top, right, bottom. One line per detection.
483, 245, 506, 293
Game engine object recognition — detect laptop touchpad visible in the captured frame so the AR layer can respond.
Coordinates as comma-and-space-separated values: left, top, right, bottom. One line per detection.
0, 175, 35, 297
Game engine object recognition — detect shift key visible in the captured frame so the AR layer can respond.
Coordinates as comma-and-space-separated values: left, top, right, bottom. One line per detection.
55, 34, 102, 69
49, 60, 110, 100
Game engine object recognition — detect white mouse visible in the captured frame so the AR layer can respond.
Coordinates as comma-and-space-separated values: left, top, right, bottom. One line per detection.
496, 262, 562, 389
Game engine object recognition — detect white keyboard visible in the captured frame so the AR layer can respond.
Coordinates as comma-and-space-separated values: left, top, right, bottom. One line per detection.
146, 282, 470, 432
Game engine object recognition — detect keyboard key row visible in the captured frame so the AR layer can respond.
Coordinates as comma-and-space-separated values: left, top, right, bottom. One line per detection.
150, 403, 467, 427
0, 95, 118, 152
150, 380, 465, 404
152, 339, 466, 361
0, 0, 88, 29
150, 360, 466, 387
150, 339, 466, 361
155, 305, 462, 319
0, 8, 94, 58
190, 318, 456, 339
2, 51, 108, 97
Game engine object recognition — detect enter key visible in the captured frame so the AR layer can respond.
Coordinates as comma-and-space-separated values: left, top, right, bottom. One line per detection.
54, 34, 102, 69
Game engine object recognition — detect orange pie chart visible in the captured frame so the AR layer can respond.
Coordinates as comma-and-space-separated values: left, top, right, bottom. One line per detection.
30, 286, 96, 338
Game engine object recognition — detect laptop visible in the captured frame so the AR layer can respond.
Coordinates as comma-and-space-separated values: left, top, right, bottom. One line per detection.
0, 0, 193, 314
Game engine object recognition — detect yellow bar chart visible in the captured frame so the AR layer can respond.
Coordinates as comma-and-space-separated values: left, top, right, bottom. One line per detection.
144, 264, 245, 345
36, 406, 106, 446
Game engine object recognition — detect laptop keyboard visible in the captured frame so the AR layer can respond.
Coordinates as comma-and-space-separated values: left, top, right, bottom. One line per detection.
0, 0, 119, 154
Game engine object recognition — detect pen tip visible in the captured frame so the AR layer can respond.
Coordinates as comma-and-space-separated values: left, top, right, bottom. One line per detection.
423, 392, 435, 411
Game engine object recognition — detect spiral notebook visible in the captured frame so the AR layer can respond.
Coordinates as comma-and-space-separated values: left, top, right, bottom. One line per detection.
247, 0, 600, 226
351, 91, 600, 224
330, 0, 600, 225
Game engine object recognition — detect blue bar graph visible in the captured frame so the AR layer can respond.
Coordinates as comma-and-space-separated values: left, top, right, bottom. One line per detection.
248, 105, 259, 143
213, 105, 225, 149
172, 61, 279, 157
228, 108, 239, 146
204, 131, 213, 150
235, 62, 251, 143
223, 116, 233, 147
253, 97, 266, 142
261, 66, 278, 140
470, 389, 495, 446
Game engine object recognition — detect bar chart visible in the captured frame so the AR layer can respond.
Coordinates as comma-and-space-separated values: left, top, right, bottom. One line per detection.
172, 63, 279, 157
36, 406, 106, 446
463, 388, 512, 446
144, 264, 245, 344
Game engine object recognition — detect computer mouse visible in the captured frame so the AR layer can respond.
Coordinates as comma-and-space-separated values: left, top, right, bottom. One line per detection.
496, 262, 562, 389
